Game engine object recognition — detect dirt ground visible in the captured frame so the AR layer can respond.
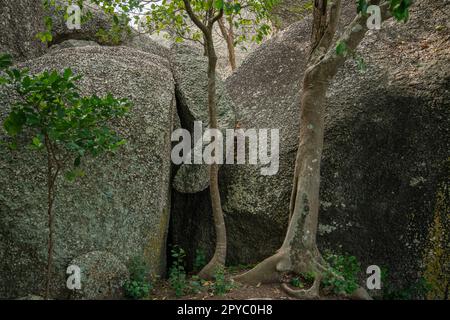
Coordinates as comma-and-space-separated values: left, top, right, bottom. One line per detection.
150, 268, 344, 300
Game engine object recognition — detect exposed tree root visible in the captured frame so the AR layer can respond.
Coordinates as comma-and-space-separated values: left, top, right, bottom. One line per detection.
235, 253, 372, 300
198, 243, 226, 280
281, 273, 322, 299
234, 251, 289, 285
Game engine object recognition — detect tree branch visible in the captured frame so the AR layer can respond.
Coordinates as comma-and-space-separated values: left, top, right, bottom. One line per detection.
182, 0, 209, 35
211, 8, 224, 26
316, 1, 392, 79
310, 0, 342, 63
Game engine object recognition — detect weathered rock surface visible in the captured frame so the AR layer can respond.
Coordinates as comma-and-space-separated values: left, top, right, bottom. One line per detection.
48, 0, 128, 45
170, 43, 236, 194
50, 39, 100, 51
0, 0, 47, 60
0, 46, 175, 298
69, 251, 129, 300
172, 0, 450, 291
124, 34, 171, 65
319, 0, 450, 290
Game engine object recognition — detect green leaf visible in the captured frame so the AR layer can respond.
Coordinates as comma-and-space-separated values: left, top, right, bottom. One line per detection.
389, 0, 412, 22
336, 41, 348, 56
4, 111, 26, 136
31, 136, 44, 150
214, 0, 224, 10
63, 68, 73, 79
0, 53, 13, 70
74, 156, 81, 167
356, 56, 367, 72
356, 0, 369, 15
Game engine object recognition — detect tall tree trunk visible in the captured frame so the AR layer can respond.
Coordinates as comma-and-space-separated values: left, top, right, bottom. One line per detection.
198, 27, 227, 279
44, 137, 59, 299
235, 0, 391, 299
218, 17, 237, 71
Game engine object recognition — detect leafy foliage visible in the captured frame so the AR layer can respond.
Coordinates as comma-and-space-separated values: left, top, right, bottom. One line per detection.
169, 246, 188, 297
0, 56, 130, 174
212, 266, 233, 295
193, 248, 207, 273
356, 0, 370, 15
123, 256, 153, 299
380, 268, 431, 300
322, 252, 361, 295
290, 277, 303, 288
389, 0, 412, 22
39, 0, 135, 44
137, 0, 277, 47
0, 52, 130, 298
188, 275, 205, 294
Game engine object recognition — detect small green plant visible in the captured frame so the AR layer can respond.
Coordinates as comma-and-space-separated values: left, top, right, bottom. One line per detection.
381, 268, 431, 300
169, 246, 187, 297
123, 256, 152, 300
291, 277, 303, 288
212, 266, 233, 296
0, 53, 130, 299
322, 252, 361, 295
193, 248, 207, 273
189, 275, 204, 294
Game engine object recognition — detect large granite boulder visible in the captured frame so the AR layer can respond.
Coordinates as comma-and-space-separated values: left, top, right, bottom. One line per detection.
170, 43, 236, 194
319, 0, 450, 292
0, 0, 47, 60
48, 0, 129, 46
69, 251, 129, 300
0, 46, 175, 299
171, 0, 450, 292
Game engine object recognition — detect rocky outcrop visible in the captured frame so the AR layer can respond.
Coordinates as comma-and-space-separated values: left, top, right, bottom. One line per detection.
69, 251, 129, 300
0, 0, 47, 60
173, 0, 450, 290
170, 43, 236, 194
319, 0, 450, 290
124, 34, 171, 64
49, 39, 100, 51
48, 0, 128, 46
0, 46, 175, 299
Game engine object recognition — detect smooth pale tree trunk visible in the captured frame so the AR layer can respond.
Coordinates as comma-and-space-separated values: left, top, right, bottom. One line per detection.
197, 28, 228, 279
235, 0, 392, 299
44, 135, 60, 299
182, 0, 227, 279
218, 17, 237, 71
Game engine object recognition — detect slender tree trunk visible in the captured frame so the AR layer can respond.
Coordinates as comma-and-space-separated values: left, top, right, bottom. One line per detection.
44, 136, 59, 299
218, 17, 237, 71
235, 0, 390, 299
233, 63, 328, 293
198, 28, 227, 279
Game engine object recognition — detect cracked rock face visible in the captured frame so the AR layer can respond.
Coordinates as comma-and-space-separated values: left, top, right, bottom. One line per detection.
69, 251, 129, 300
0, 0, 47, 61
170, 43, 236, 194
0, 46, 175, 299
171, 0, 449, 290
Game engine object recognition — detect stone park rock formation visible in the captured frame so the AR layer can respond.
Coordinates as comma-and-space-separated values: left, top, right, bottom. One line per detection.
0, 46, 175, 298
171, 0, 449, 291
0, 0, 448, 298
